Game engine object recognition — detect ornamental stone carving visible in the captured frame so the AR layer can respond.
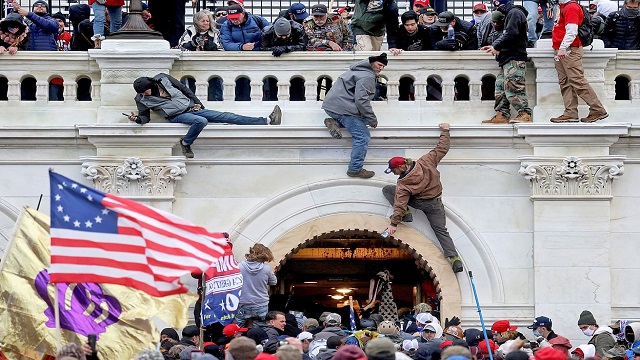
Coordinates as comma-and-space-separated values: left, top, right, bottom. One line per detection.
81, 157, 186, 197
519, 156, 624, 199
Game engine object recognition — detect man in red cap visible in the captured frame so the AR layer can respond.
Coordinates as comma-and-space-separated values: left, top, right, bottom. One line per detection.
491, 320, 517, 344
382, 122, 463, 273
223, 323, 249, 338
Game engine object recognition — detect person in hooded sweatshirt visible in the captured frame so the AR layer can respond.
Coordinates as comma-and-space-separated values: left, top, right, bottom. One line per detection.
577, 310, 616, 358
12, 0, 58, 51
236, 243, 277, 327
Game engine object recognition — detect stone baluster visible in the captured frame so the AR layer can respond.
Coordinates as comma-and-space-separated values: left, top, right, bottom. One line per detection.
91, 78, 101, 101
224, 80, 235, 101
469, 80, 482, 103
304, 80, 317, 101
64, 78, 77, 101
386, 80, 399, 101
442, 80, 455, 103
414, 81, 427, 100
277, 81, 290, 101
195, 80, 208, 100
250, 80, 262, 101
36, 80, 48, 101
604, 80, 616, 100
7, 80, 19, 101
631, 80, 640, 102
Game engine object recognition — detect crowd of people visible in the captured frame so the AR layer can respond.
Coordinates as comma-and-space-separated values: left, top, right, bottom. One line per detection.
52, 305, 640, 360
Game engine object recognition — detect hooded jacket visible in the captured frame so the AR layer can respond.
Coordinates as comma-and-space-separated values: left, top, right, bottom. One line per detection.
321, 59, 378, 126
624, 323, 640, 360
238, 261, 277, 306
260, 19, 308, 53
315, 348, 338, 360
134, 73, 202, 123
26, 5, 58, 51
588, 326, 616, 358
389, 131, 449, 226
0, 13, 30, 50
350, 0, 399, 47
492, 4, 529, 66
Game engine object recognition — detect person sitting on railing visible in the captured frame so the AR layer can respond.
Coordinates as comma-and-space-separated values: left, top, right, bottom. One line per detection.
0, 13, 29, 55
351, 0, 399, 51
277, 3, 310, 25
261, 17, 307, 57
179, 10, 223, 51
431, 11, 478, 50
221, 4, 270, 51
389, 10, 434, 55
128, 73, 282, 159
303, 4, 353, 51
12, 0, 58, 51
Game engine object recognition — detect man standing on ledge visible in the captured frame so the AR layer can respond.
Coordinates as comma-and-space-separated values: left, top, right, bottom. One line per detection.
381, 123, 463, 273
322, 53, 388, 179
129, 73, 281, 159
550, 0, 608, 123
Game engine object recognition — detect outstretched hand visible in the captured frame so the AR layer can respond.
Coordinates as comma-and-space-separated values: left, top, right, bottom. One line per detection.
439, 123, 450, 131
445, 316, 461, 327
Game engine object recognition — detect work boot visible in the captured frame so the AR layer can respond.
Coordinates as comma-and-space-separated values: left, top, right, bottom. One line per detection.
269, 105, 282, 125
482, 112, 510, 124
580, 112, 609, 123
179, 138, 194, 159
448, 256, 463, 273
550, 114, 579, 123
324, 118, 342, 139
346, 169, 375, 178
402, 210, 413, 223
510, 111, 532, 123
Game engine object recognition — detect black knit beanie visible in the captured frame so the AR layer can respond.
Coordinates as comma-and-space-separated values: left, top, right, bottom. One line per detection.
368, 52, 388, 66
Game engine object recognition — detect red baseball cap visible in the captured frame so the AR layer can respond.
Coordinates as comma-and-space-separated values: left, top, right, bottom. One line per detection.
478, 339, 498, 354
226, 4, 244, 19
384, 157, 405, 174
223, 323, 248, 337
491, 320, 517, 333
473, 3, 488, 12
414, 0, 430, 7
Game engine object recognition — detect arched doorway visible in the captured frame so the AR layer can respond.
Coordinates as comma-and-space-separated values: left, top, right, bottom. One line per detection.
274, 229, 443, 320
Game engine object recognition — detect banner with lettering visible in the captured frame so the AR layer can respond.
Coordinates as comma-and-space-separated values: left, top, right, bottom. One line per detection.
201, 245, 243, 326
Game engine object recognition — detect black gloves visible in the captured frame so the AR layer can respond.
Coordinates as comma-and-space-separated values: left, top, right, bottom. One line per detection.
272, 46, 286, 57
445, 316, 461, 327
435, 38, 460, 51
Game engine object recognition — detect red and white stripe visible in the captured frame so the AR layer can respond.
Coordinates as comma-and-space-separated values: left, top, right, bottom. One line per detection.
50, 193, 229, 297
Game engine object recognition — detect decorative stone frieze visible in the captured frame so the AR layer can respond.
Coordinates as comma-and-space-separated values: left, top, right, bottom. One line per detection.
80, 157, 186, 198
519, 156, 625, 199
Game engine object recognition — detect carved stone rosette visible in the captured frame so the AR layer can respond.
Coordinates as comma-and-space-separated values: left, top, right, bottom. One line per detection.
519, 156, 625, 199
81, 157, 186, 198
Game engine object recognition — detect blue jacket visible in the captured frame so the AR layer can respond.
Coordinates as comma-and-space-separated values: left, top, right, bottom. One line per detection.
26, 12, 58, 51
220, 12, 270, 51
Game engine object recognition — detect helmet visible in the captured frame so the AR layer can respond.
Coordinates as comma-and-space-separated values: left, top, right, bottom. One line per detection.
360, 318, 376, 330
378, 321, 397, 335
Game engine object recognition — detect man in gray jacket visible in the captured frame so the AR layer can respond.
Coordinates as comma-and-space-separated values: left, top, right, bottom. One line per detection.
322, 53, 388, 178
129, 73, 282, 158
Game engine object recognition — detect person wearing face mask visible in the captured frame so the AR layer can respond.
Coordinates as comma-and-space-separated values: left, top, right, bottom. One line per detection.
601, 0, 640, 50
577, 310, 616, 358
480, 0, 532, 124
527, 316, 572, 358
550, 0, 608, 123
472, 3, 492, 49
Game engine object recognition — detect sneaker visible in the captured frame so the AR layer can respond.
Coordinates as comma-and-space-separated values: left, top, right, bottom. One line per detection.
580, 112, 608, 123
346, 169, 375, 178
550, 114, 579, 123
268, 105, 282, 125
402, 211, 413, 223
448, 256, 463, 273
482, 112, 510, 124
179, 138, 194, 158
510, 111, 532, 123
324, 118, 342, 139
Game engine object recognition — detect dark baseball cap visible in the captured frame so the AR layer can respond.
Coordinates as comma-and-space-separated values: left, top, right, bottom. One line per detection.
436, 11, 455, 25
527, 316, 552, 329
311, 4, 328, 15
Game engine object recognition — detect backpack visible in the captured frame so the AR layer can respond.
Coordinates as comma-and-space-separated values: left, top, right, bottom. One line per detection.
565, 1, 594, 47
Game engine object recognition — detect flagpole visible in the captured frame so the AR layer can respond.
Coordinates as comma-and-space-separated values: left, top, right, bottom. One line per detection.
53, 284, 62, 350
199, 272, 205, 349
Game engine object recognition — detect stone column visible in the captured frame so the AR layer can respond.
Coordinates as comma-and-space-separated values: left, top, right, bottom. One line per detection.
88, 39, 180, 123
517, 124, 628, 341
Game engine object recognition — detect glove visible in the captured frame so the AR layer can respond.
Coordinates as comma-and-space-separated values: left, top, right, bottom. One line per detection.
445, 316, 461, 327
272, 47, 286, 57
407, 42, 423, 51
436, 38, 459, 51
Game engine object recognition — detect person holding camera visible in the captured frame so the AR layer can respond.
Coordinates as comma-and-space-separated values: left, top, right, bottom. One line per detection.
129, 73, 282, 158
12, 0, 57, 51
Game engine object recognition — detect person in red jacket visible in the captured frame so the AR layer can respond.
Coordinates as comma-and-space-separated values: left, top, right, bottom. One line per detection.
550, 0, 608, 123
382, 122, 463, 273
88, 0, 123, 44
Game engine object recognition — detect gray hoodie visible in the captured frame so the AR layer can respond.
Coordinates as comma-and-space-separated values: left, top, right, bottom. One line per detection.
238, 261, 277, 306
321, 59, 378, 126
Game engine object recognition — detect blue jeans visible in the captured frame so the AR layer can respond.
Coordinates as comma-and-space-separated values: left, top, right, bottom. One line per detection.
325, 110, 371, 173
523, 0, 554, 45
170, 109, 267, 145
49, 84, 64, 101
234, 304, 269, 327
92, 3, 122, 36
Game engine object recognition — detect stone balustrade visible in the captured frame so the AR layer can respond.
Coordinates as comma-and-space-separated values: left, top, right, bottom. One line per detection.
0, 39, 638, 126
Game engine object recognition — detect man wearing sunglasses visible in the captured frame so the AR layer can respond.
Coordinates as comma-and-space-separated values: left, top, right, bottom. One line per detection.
12, 0, 58, 51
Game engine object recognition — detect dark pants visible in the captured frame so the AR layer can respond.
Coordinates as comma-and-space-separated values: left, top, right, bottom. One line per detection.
382, 185, 458, 258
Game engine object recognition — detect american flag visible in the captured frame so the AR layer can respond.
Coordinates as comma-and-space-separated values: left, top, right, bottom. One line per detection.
349, 296, 357, 331
48, 171, 229, 297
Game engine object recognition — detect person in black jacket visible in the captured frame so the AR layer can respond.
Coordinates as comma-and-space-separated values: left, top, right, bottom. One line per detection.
601, 0, 640, 50
390, 10, 434, 54
432, 11, 477, 50
261, 17, 308, 57
481, 0, 532, 124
